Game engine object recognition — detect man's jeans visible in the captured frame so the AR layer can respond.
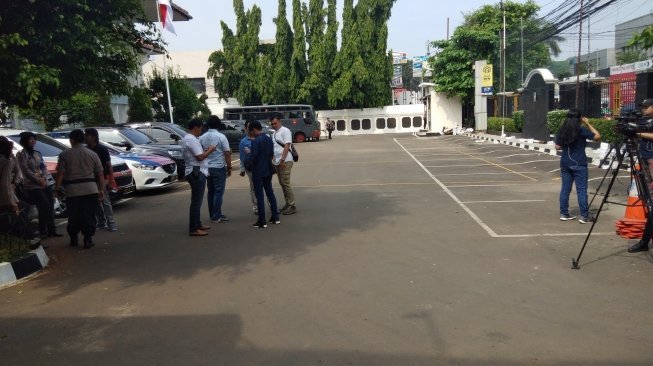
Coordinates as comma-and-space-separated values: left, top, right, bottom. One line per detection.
253, 175, 279, 224
559, 165, 589, 218
207, 167, 227, 220
187, 171, 206, 232
275, 161, 295, 207
96, 185, 115, 227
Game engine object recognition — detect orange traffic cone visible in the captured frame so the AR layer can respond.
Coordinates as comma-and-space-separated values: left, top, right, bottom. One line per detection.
615, 172, 647, 239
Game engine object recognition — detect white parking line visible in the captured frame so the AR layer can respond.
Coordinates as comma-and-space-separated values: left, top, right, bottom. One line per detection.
394, 138, 499, 237
462, 199, 546, 204
396, 138, 600, 238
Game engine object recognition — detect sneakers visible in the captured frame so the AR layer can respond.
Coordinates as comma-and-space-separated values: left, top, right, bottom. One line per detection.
96, 223, 108, 230
579, 216, 595, 224
560, 214, 576, 221
269, 217, 281, 225
212, 215, 230, 223
252, 221, 267, 228
281, 205, 297, 215
107, 223, 117, 232
627, 241, 649, 253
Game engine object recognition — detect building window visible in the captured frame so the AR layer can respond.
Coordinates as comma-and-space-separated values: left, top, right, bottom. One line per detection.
351, 119, 361, 130
337, 120, 346, 131
362, 119, 371, 130
185, 78, 206, 94
402, 117, 411, 128
376, 118, 386, 129
387, 118, 396, 129
413, 116, 422, 127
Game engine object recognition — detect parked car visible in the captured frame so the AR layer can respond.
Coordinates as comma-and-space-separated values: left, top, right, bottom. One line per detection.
47, 132, 135, 201
2, 129, 134, 216
128, 122, 188, 145
103, 143, 178, 191
51, 127, 185, 175
217, 120, 275, 151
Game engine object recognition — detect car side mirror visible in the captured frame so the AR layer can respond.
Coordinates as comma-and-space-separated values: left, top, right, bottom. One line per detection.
171, 134, 181, 142
118, 141, 132, 150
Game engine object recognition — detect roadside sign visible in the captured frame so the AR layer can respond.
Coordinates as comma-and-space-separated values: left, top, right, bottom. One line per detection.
481, 86, 494, 95
481, 65, 493, 87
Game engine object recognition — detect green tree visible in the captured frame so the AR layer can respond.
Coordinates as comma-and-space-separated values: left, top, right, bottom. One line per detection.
289, 0, 308, 103
148, 69, 208, 127
268, 0, 294, 104
207, 1, 262, 106
629, 25, 653, 50
128, 86, 154, 122
429, 0, 562, 102
616, 49, 647, 65
0, 0, 158, 108
87, 93, 115, 127
299, 0, 329, 107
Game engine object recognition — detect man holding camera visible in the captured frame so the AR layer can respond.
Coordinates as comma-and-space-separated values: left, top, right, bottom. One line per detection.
629, 99, 653, 253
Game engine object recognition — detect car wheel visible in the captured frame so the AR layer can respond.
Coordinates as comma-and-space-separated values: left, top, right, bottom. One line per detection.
294, 132, 306, 143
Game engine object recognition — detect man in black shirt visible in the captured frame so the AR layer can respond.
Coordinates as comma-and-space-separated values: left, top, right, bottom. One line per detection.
85, 128, 117, 232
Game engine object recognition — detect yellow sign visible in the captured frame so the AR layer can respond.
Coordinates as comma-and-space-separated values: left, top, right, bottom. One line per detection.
481, 65, 493, 87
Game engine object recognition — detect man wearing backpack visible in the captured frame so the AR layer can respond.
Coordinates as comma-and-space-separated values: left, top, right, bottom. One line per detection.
270, 113, 296, 215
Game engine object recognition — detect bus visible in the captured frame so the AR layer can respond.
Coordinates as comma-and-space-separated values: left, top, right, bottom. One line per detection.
222, 104, 320, 143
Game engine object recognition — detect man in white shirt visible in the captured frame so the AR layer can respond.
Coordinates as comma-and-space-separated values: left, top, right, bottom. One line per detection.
199, 116, 232, 223
270, 113, 296, 215
182, 119, 216, 236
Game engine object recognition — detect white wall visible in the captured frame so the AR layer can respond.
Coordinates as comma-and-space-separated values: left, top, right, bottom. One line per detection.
317, 105, 424, 136
429, 92, 462, 133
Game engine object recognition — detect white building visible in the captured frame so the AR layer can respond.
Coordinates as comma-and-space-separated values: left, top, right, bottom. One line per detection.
141, 50, 239, 119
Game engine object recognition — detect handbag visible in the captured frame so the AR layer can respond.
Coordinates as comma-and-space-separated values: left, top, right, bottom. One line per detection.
274, 138, 299, 162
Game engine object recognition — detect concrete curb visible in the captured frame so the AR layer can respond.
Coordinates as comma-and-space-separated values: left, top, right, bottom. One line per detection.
463, 133, 559, 156
0, 245, 49, 289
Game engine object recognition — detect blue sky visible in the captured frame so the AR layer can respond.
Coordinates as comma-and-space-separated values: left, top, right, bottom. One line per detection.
163, 0, 650, 61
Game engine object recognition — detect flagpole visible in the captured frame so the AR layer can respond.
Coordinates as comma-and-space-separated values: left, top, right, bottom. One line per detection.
156, 0, 175, 124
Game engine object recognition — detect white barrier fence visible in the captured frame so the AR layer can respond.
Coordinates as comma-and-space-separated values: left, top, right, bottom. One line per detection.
316, 105, 425, 136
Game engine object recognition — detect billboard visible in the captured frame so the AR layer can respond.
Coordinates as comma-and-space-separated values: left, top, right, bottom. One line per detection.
412, 56, 427, 77
392, 51, 407, 64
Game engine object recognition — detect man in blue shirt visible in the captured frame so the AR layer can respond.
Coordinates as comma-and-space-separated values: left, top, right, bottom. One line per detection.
239, 121, 258, 215
200, 116, 232, 223
248, 121, 279, 228
628, 99, 653, 253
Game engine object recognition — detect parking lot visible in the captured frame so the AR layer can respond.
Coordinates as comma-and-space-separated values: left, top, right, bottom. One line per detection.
1, 133, 652, 365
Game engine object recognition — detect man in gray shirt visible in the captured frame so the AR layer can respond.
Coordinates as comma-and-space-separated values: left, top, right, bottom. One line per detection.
55, 129, 105, 248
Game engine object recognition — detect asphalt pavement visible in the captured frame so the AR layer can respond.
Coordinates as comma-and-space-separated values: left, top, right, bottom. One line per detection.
1, 134, 652, 365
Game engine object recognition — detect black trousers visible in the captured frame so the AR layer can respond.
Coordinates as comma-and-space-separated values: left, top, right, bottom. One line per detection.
66, 194, 98, 240
27, 187, 56, 235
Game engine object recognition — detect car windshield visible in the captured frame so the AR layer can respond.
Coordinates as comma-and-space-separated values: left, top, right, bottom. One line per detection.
167, 124, 188, 136
121, 128, 154, 145
6, 133, 67, 157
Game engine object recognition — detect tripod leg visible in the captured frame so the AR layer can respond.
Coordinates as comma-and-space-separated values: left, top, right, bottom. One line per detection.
572, 148, 625, 269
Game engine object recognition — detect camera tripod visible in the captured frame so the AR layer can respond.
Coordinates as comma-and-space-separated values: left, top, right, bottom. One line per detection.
572, 135, 653, 269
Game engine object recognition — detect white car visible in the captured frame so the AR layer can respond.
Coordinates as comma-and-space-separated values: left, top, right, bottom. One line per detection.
103, 144, 178, 191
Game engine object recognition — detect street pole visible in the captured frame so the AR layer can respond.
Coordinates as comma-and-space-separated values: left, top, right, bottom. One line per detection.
156, 0, 175, 124
575, 0, 583, 109
502, 2, 507, 118
521, 17, 524, 85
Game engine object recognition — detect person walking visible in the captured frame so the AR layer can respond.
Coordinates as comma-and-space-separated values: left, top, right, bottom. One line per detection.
54, 129, 105, 249
16, 132, 61, 239
199, 116, 232, 223
239, 120, 258, 215
85, 128, 117, 232
270, 113, 297, 215
248, 121, 279, 228
182, 119, 216, 237
554, 109, 601, 224
326, 118, 335, 139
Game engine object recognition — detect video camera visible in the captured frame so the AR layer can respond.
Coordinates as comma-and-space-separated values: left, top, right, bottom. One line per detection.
614, 111, 653, 136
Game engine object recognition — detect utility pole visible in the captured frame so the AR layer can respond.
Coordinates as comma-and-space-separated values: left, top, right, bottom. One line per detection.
521, 17, 524, 85
502, 1, 507, 118
575, 0, 583, 109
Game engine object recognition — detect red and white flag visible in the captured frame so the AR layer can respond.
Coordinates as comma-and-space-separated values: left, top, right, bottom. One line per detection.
158, 0, 176, 35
